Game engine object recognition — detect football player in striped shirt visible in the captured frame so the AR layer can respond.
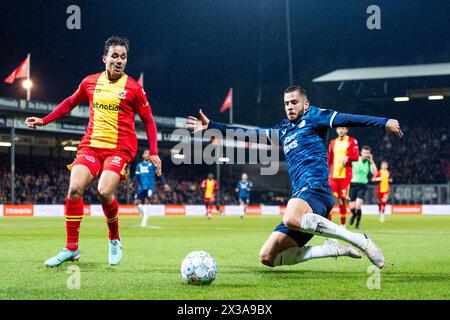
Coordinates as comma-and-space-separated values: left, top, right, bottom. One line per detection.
372, 161, 393, 222
25, 36, 161, 267
328, 127, 359, 227
200, 173, 218, 219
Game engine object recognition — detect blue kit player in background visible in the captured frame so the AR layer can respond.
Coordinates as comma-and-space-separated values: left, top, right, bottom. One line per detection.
187, 86, 403, 269
236, 173, 253, 219
130, 149, 168, 227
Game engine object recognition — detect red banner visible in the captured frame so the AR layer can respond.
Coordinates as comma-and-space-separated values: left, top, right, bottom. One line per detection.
165, 205, 186, 216
391, 205, 422, 214
4, 204, 34, 216
246, 205, 262, 215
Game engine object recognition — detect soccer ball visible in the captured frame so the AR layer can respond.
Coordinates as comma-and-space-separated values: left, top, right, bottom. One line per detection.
180, 251, 218, 285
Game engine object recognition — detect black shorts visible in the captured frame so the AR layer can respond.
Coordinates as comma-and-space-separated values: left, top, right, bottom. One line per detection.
349, 183, 368, 201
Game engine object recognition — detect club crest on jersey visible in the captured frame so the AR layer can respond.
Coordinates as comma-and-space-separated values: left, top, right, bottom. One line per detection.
118, 90, 127, 99
299, 120, 306, 128
282, 129, 287, 135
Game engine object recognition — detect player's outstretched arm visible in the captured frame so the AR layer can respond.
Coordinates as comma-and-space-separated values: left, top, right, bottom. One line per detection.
186, 109, 210, 133
25, 79, 88, 129
135, 89, 161, 176
332, 112, 403, 138
187, 109, 272, 144
384, 119, 403, 138
24, 117, 44, 129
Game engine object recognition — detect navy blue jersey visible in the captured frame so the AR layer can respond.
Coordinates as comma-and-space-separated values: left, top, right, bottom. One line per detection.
237, 179, 253, 198
134, 160, 157, 191
266, 106, 335, 193
208, 105, 388, 196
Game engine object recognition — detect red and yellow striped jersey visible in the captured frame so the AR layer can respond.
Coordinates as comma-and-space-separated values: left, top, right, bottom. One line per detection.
200, 179, 218, 199
42, 72, 158, 158
328, 136, 359, 179
375, 169, 391, 193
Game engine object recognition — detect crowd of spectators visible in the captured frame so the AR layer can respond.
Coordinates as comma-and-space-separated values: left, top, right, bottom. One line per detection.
0, 154, 290, 205
1, 113, 449, 205
346, 110, 450, 184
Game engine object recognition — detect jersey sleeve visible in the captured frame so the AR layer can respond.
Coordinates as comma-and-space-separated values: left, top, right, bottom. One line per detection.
135, 163, 141, 175
309, 106, 338, 128
331, 112, 388, 128
42, 78, 89, 125
327, 139, 335, 166
348, 138, 360, 163
134, 86, 159, 156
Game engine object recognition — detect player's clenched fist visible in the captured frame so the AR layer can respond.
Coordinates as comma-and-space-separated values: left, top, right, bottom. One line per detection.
24, 117, 44, 129
385, 119, 403, 138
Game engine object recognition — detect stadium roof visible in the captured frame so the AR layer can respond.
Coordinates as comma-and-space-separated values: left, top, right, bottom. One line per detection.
312, 63, 450, 82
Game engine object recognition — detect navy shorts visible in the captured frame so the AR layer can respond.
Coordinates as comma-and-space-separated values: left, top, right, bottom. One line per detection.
239, 196, 250, 204
135, 189, 154, 201
274, 182, 334, 247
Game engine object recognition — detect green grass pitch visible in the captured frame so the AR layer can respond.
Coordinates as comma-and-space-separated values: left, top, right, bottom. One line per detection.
0, 215, 449, 299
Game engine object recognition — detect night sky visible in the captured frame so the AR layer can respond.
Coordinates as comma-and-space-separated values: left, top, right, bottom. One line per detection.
1, 0, 450, 126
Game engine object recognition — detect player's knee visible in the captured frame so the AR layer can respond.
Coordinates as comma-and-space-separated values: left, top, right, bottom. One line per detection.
67, 185, 84, 199
259, 252, 275, 267
282, 214, 299, 230
97, 186, 113, 201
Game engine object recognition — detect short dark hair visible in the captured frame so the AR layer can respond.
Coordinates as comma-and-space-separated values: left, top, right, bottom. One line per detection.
284, 86, 308, 99
104, 36, 130, 55
361, 145, 371, 152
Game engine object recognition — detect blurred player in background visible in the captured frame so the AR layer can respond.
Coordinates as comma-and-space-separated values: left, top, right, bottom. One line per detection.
130, 149, 168, 227
349, 146, 378, 229
372, 161, 393, 222
25, 36, 161, 267
328, 127, 359, 228
236, 173, 253, 219
200, 173, 218, 219
188, 86, 403, 269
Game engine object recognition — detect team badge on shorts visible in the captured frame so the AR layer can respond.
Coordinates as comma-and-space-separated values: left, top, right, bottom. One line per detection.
85, 155, 96, 163
111, 156, 122, 167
